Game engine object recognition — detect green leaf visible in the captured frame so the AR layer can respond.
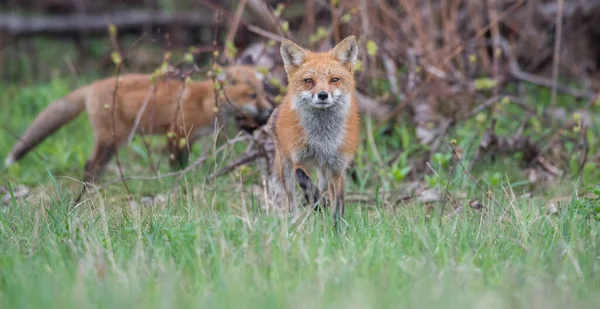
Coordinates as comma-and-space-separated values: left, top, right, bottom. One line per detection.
474, 78, 498, 90
110, 52, 122, 66
183, 52, 194, 63
225, 41, 238, 59
366, 40, 378, 57
490, 172, 501, 187
281, 21, 289, 33
341, 13, 352, 23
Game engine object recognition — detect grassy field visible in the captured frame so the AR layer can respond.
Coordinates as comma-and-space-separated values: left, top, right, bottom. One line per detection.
1, 76, 600, 309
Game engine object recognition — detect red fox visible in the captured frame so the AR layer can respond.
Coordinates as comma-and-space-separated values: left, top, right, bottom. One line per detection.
5, 65, 273, 199
265, 36, 360, 228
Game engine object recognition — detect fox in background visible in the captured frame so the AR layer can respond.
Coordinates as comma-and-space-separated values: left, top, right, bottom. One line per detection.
266, 35, 361, 229
4, 64, 273, 202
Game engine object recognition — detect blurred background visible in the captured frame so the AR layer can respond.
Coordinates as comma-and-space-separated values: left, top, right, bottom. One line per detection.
1, 0, 599, 196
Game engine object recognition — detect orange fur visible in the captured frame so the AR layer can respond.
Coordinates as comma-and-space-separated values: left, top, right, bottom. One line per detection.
5, 65, 272, 201
266, 36, 360, 228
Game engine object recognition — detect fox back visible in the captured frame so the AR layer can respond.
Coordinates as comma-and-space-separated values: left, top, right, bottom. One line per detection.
5, 64, 274, 205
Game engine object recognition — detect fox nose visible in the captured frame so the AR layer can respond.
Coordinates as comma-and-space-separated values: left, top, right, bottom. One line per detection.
317, 91, 329, 101
256, 108, 273, 125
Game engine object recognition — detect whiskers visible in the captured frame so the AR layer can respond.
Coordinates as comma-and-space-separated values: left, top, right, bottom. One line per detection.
292, 97, 314, 110
292, 92, 350, 111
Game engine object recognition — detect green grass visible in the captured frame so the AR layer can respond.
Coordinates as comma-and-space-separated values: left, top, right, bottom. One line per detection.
1, 76, 600, 309
1, 183, 599, 308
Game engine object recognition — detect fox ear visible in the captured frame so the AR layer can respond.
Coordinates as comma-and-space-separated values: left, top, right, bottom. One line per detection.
280, 39, 307, 73
332, 35, 358, 67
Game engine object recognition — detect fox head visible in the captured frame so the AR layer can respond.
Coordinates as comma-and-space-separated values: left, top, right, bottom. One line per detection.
280, 36, 358, 111
217, 65, 274, 131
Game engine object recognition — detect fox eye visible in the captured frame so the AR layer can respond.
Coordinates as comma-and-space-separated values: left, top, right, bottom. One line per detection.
303, 78, 313, 84
331, 77, 340, 83
249, 93, 257, 99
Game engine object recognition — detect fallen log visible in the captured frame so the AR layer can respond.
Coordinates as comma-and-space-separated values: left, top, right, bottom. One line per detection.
0, 10, 216, 36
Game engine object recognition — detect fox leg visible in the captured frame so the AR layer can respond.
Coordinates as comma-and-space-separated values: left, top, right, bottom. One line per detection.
74, 103, 130, 203
316, 168, 329, 209
74, 141, 117, 203
347, 161, 359, 184
295, 167, 322, 211
327, 171, 346, 230
281, 159, 297, 211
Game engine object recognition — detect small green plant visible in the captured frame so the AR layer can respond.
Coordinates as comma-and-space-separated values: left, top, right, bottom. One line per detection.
432, 152, 452, 169
425, 173, 439, 188
488, 172, 502, 188
572, 186, 600, 220
421, 151, 453, 189
583, 162, 599, 184
424, 173, 449, 189
390, 152, 412, 182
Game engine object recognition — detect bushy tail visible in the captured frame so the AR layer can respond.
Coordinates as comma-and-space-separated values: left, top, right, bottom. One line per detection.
5, 85, 90, 166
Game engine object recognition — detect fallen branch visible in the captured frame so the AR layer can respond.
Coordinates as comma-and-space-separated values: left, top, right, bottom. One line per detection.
0, 10, 215, 36
497, 38, 596, 101
207, 141, 275, 181
478, 119, 539, 163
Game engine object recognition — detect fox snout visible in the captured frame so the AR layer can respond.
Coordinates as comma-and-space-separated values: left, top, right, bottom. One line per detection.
236, 106, 273, 133
317, 91, 329, 101
256, 107, 273, 125
313, 90, 332, 108
305, 88, 347, 109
